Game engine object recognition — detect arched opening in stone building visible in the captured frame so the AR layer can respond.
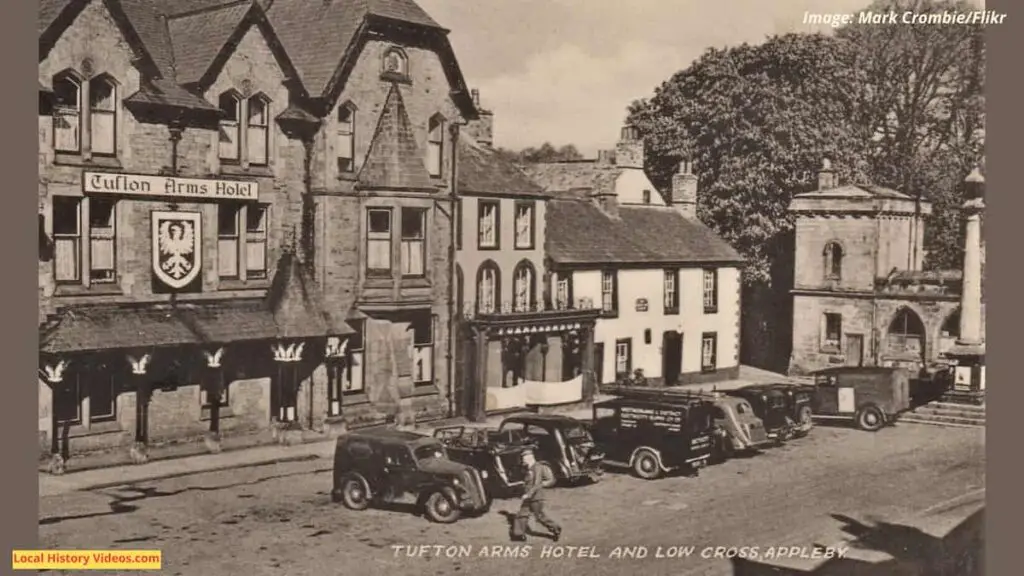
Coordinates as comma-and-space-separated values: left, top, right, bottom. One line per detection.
939, 308, 961, 358
885, 306, 927, 370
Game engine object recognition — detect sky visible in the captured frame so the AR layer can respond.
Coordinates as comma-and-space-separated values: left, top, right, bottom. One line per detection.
414, 0, 880, 156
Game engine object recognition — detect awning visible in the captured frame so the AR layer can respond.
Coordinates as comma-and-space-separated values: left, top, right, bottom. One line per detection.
40, 305, 202, 354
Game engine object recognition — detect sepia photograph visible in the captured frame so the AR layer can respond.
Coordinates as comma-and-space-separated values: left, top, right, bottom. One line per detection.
33, 0, 991, 574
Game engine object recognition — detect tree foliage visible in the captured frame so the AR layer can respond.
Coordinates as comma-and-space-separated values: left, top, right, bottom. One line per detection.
496, 143, 585, 164
627, 0, 984, 283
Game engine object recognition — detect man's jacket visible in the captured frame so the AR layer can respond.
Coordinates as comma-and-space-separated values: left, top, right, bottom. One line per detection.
523, 464, 554, 501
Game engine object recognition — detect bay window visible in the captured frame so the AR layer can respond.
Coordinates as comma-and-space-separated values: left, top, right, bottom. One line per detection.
400, 208, 426, 277
412, 314, 434, 386
366, 208, 393, 276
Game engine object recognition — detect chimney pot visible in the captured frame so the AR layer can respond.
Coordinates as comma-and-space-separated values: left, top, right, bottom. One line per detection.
614, 125, 644, 169
471, 89, 480, 107
818, 158, 836, 191
671, 159, 698, 218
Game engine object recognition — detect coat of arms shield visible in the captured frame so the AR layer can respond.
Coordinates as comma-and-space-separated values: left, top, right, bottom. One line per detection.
151, 211, 202, 290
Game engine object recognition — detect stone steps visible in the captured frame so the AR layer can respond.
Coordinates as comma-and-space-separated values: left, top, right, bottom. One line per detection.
902, 400, 986, 428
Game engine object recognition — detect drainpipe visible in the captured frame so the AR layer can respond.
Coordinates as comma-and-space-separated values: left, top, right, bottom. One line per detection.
872, 212, 881, 365
448, 121, 464, 416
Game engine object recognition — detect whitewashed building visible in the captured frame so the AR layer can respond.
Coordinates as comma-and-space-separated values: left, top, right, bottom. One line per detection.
525, 127, 744, 386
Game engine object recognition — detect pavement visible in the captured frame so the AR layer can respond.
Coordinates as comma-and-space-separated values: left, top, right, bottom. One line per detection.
39, 421, 985, 576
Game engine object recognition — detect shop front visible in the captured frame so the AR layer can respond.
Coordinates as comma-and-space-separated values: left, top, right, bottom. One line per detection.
458, 298, 601, 421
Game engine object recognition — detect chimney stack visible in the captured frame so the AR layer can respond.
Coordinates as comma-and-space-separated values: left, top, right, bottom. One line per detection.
818, 158, 836, 190
597, 150, 616, 165
464, 89, 494, 147
614, 124, 644, 169
671, 159, 697, 218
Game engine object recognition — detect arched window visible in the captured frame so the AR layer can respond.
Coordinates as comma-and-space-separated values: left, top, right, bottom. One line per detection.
381, 46, 409, 78
476, 261, 501, 314
336, 101, 357, 173
247, 94, 270, 166
513, 260, 536, 312
52, 72, 82, 153
218, 91, 242, 162
89, 75, 117, 156
427, 114, 445, 177
824, 241, 843, 280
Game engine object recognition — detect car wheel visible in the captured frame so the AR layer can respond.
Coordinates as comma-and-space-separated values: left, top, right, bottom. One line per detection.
536, 461, 557, 489
632, 448, 662, 480
340, 474, 371, 511
856, 405, 885, 432
423, 491, 461, 524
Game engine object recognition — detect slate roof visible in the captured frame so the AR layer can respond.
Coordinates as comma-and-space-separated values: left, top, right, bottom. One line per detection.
457, 136, 548, 197
356, 84, 437, 191
167, 1, 254, 85
266, 0, 444, 97
40, 252, 352, 354
523, 161, 624, 198
545, 199, 744, 267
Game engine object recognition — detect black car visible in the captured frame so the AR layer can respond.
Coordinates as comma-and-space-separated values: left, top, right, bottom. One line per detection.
331, 429, 490, 524
725, 383, 816, 440
496, 414, 605, 487
433, 425, 534, 497
590, 395, 716, 480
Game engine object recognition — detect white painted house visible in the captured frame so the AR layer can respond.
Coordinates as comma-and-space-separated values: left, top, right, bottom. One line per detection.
525, 127, 745, 386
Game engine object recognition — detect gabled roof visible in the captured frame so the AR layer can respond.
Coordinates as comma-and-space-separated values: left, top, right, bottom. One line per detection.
522, 161, 623, 198
457, 136, 549, 198
265, 0, 474, 114
545, 198, 744, 267
39, 0, 293, 114
356, 83, 437, 191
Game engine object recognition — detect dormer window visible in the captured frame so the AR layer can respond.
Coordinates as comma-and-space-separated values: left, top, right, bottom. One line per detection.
89, 75, 117, 156
52, 73, 82, 153
51, 71, 119, 157
247, 95, 270, 166
381, 46, 410, 82
218, 92, 242, 162
427, 114, 445, 178
337, 102, 356, 174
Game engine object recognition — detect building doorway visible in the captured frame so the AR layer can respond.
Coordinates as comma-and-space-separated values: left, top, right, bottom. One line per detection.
844, 333, 864, 367
662, 331, 682, 385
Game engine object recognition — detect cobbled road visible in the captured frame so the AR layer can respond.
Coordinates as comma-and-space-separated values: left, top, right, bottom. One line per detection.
39, 423, 984, 576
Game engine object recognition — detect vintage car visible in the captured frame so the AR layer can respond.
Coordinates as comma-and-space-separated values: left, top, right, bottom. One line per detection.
590, 394, 715, 479
432, 425, 534, 497
496, 414, 605, 488
809, 366, 912, 431
331, 429, 490, 524
603, 386, 772, 463
725, 383, 816, 440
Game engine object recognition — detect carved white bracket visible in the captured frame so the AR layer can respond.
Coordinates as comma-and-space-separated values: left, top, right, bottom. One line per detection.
127, 353, 152, 376
41, 359, 70, 383
203, 347, 226, 368
272, 341, 305, 363
326, 337, 349, 359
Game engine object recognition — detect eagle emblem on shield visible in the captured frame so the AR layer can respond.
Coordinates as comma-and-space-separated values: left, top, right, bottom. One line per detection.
151, 211, 202, 290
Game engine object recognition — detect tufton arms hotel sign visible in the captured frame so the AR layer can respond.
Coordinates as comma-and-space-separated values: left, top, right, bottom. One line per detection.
83, 172, 259, 201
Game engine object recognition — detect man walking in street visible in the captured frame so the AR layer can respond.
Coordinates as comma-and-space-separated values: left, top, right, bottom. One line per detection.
511, 449, 561, 542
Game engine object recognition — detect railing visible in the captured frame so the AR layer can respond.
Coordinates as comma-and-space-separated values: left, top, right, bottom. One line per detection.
463, 297, 597, 319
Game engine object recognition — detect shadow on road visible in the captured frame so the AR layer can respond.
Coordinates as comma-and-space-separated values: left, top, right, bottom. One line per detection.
39, 468, 330, 527
730, 507, 984, 576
